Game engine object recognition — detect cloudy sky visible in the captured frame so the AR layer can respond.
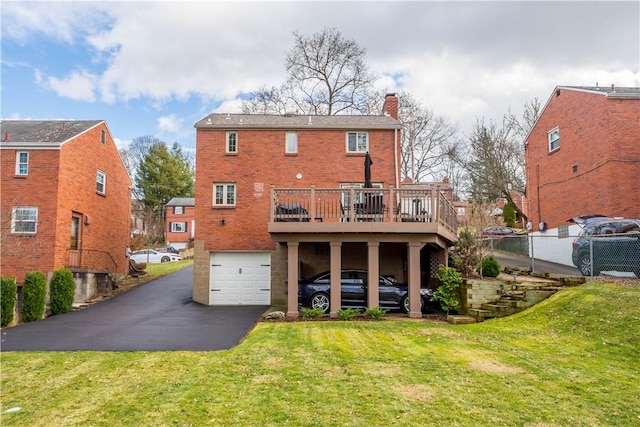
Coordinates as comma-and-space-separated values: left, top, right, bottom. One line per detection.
2, 1, 638, 153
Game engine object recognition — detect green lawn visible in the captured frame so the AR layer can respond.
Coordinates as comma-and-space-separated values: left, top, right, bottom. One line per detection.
1, 283, 638, 426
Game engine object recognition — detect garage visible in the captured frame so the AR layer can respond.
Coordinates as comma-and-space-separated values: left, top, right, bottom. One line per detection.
209, 252, 271, 305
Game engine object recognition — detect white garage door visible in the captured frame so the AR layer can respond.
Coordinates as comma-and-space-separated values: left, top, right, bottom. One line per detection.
209, 252, 271, 305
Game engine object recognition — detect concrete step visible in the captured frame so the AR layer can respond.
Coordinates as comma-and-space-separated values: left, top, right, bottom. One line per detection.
446, 315, 478, 325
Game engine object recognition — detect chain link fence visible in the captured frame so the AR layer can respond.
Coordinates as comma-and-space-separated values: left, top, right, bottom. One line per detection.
481, 232, 640, 280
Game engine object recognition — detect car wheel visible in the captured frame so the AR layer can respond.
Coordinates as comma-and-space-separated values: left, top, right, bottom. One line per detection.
161, 256, 170, 262
578, 253, 599, 276
402, 295, 425, 314
309, 292, 330, 314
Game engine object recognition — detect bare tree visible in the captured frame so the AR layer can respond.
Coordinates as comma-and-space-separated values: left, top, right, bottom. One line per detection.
461, 99, 541, 220
398, 92, 459, 182
242, 27, 376, 115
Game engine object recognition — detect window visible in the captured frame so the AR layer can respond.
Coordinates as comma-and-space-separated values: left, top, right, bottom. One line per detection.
226, 132, 238, 153
171, 222, 187, 232
15, 151, 29, 175
213, 183, 236, 206
285, 132, 298, 153
96, 170, 106, 194
70, 214, 81, 249
100, 129, 106, 145
173, 206, 184, 214
346, 132, 368, 153
548, 127, 560, 152
11, 207, 38, 233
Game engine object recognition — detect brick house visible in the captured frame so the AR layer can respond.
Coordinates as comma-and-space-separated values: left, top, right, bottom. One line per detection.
526, 85, 640, 231
0, 120, 132, 302
192, 94, 458, 318
164, 197, 195, 250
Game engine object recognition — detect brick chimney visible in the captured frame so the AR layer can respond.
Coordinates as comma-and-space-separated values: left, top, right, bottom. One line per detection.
382, 93, 399, 120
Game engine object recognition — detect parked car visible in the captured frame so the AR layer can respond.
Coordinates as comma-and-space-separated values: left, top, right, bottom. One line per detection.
155, 245, 180, 254
298, 269, 434, 314
571, 218, 640, 277
130, 249, 182, 264
479, 226, 524, 236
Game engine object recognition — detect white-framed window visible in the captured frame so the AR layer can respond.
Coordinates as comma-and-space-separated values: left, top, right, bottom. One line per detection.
11, 207, 38, 234
285, 131, 298, 153
226, 132, 238, 153
346, 132, 369, 153
340, 182, 382, 205
213, 183, 236, 206
173, 206, 184, 214
100, 129, 106, 145
96, 170, 107, 194
171, 222, 187, 232
548, 127, 560, 152
15, 151, 29, 175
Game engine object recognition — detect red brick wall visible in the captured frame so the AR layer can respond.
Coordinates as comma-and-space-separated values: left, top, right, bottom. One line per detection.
0, 123, 131, 283
195, 127, 399, 251
165, 205, 195, 245
58, 123, 132, 276
1, 149, 60, 282
526, 89, 640, 230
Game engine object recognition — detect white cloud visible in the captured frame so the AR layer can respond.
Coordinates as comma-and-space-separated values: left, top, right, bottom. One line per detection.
2, 1, 638, 140
157, 114, 183, 134
47, 70, 97, 102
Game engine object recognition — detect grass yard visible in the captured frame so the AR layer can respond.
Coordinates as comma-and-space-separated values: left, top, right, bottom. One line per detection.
1, 282, 639, 426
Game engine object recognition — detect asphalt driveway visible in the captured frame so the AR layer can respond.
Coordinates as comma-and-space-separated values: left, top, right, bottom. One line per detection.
1, 266, 269, 351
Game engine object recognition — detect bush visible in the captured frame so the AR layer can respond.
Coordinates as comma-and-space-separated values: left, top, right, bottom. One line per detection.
364, 307, 386, 320
22, 271, 47, 322
433, 265, 462, 315
503, 203, 516, 228
482, 256, 501, 278
300, 307, 324, 320
452, 228, 482, 277
337, 308, 360, 321
49, 268, 75, 315
1, 277, 17, 327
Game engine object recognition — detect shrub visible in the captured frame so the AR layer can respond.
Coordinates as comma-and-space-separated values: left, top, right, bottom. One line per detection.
433, 265, 462, 315
364, 307, 386, 320
1, 277, 17, 327
49, 268, 75, 315
300, 307, 324, 320
482, 256, 501, 278
503, 203, 516, 228
337, 308, 360, 321
452, 228, 482, 277
22, 271, 47, 322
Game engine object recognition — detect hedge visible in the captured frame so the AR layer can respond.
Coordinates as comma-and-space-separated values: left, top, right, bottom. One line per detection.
1, 277, 17, 327
22, 271, 46, 322
50, 268, 75, 315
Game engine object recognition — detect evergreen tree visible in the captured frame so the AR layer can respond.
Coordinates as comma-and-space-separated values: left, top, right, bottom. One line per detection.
135, 142, 194, 240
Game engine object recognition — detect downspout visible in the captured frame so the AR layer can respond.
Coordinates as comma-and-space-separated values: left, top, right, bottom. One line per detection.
394, 128, 400, 206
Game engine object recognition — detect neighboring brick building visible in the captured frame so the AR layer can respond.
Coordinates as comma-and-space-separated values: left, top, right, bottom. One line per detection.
164, 197, 195, 250
525, 85, 640, 232
192, 94, 459, 318
0, 120, 132, 301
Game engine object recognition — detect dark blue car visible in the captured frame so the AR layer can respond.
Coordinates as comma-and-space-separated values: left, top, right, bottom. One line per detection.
298, 269, 434, 314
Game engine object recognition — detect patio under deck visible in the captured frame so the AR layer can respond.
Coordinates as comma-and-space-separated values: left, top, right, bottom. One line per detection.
268, 186, 459, 318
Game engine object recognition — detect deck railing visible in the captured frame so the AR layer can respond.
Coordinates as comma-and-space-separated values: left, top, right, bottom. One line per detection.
270, 186, 458, 232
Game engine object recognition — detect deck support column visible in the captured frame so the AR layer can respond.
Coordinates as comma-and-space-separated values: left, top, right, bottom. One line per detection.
286, 241, 300, 318
329, 241, 342, 318
367, 241, 380, 310
407, 241, 423, 318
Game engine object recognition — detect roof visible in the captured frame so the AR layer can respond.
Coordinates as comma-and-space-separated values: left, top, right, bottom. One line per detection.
167, 197, 195, 207
558, 86, 640, 99
0, 120, 103, 149
194, 113, 401, 130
